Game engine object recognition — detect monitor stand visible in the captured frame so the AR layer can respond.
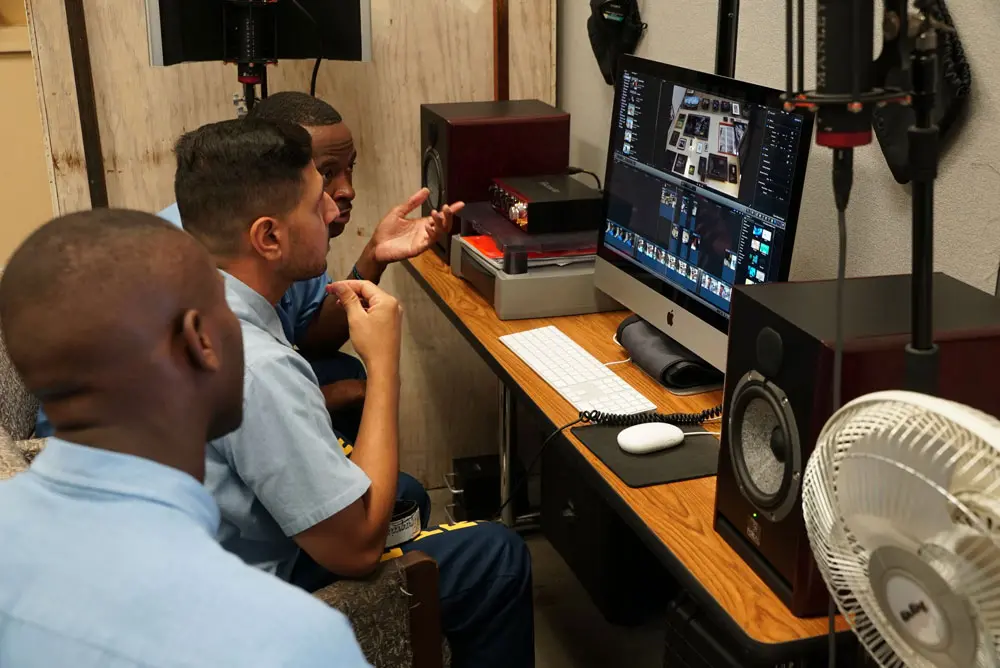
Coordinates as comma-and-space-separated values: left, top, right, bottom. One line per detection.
616, 315, 724, 396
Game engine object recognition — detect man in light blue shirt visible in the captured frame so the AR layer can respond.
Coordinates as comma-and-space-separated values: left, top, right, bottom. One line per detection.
207, 270, 373, 578
175, 118, 534, 668
34, 93, 441, 479
0, 209, 369, 667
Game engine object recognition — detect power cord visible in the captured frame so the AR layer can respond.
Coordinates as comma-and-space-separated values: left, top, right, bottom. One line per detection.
493, 417, 583, 521
491, 405, 723, 520
566, 166, 603, 192
289, 0, 323, 96
605, 333, 631, 366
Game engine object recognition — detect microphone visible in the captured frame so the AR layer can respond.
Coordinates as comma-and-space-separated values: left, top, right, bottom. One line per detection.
783, 0, 909, 152
814, 0, 876, 148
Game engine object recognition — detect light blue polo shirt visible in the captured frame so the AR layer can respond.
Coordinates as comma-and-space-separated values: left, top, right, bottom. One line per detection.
0, 438, 370, 667
206, 271, 371, 579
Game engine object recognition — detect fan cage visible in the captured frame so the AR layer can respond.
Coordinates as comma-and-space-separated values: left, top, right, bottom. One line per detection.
802, 391, 1000, 668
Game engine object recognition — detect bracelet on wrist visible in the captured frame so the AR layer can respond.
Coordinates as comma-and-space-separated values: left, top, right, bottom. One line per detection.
349, 264, 379, 285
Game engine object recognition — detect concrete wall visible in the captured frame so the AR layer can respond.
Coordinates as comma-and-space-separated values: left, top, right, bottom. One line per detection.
558, 0, 1000, 292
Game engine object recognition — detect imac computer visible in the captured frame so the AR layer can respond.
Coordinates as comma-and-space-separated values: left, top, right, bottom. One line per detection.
594, 55, 814, 372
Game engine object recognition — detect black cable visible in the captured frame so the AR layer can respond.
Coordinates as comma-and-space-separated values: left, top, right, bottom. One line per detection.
580, 170, 603, 192
243, 82, 257, 112
491, 405, 722, 520
784, 0, 792, 96
796, 0, 804, 93
310, 57, 322, 97
828, 147, 852, 668
566, 166, 603, 191
580, 405, 723, 427
493, 418, 582, 520
289, 0, 323, 96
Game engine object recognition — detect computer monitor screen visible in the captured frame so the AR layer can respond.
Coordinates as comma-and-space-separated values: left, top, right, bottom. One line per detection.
594, 56, 813, 370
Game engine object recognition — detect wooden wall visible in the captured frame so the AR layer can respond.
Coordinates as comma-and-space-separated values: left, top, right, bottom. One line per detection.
27, 0, 556, 487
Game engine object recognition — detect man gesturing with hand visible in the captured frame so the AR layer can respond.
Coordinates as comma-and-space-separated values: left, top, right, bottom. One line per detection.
175, 118, 534, 668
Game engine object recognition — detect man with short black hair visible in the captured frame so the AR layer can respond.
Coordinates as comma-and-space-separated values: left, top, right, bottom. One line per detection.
31, 93, 445, 455
0, 209, 368, 668
175, 117, 534, 668
242, 92, 451, 520
151, 93, 443, 522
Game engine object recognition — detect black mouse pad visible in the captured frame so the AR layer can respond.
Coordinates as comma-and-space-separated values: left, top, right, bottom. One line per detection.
570, 425, 720, 488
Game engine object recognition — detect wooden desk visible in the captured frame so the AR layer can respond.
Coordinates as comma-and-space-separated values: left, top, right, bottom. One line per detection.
403, 249, 849, 658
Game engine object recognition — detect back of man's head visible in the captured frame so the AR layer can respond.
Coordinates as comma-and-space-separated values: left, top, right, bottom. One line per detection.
0, 209, 244, 469
247, 91, 342, 128
174, 118, 314, 257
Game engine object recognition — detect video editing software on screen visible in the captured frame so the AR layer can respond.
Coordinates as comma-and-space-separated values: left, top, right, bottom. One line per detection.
604, 69, 805, 318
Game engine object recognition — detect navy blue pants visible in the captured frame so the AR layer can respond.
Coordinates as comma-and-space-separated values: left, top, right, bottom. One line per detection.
298, 353, 536, 668
291, 507, 534, 668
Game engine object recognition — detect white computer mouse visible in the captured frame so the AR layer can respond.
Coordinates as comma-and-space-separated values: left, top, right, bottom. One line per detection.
617, 422, 686, 455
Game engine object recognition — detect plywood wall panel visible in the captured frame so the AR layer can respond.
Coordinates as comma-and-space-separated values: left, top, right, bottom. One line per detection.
509, 0, 557, 103
309, 0, 497, 486
28, 0, 555, 487
27, 0, 314, 214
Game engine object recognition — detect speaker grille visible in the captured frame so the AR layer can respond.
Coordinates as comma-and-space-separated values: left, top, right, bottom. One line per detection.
422, 147, 444, 211
741, 397, 785, 497
728, 371, 802, 522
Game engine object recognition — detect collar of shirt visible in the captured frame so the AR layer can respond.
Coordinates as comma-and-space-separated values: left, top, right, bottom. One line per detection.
221, 270, 292, 348
29, 438, 220, 534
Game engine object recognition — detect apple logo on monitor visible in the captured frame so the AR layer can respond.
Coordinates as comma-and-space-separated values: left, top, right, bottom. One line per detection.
667, 310, 675, 326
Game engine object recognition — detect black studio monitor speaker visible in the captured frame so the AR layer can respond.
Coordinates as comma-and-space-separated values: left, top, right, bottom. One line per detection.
715, 273, 1000, 617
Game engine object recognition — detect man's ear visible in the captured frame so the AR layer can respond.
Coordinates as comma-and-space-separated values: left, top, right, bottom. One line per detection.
247, 216, 284, 261
181, 309, 221, 373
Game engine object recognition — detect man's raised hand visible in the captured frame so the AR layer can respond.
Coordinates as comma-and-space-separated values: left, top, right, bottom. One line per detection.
369, 188, 465, 264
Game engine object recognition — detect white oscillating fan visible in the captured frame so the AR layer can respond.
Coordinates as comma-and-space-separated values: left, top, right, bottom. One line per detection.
803, 390, 1000, 668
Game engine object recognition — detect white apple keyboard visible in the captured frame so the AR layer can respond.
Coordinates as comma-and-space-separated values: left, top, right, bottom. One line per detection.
499, 326, 657, 415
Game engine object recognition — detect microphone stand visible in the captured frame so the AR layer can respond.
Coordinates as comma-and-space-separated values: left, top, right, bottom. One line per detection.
224, 0, 277, 113
780, 5, 944, 666
904, 19, 941, 396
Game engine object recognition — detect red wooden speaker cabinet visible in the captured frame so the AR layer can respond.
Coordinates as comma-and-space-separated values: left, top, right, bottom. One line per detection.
420, 100, 571, 256
715, 272, 1000, 617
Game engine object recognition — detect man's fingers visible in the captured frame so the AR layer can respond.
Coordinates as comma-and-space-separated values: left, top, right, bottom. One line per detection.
442, 202, 463, 226
397, 188, 430, 216
330, 279, 388, 305
440, 203, 462, 233
328, 281, 368, 316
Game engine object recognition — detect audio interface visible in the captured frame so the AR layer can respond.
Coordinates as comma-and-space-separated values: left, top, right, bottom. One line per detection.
488, 174, 603, 234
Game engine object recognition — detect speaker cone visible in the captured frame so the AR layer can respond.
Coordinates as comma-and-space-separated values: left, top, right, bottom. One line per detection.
728, 370, 802, 521
422, 147, 444, 211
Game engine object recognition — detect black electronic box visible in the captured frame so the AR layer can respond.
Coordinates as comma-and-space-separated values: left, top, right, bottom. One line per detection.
488, 174, 602, 234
